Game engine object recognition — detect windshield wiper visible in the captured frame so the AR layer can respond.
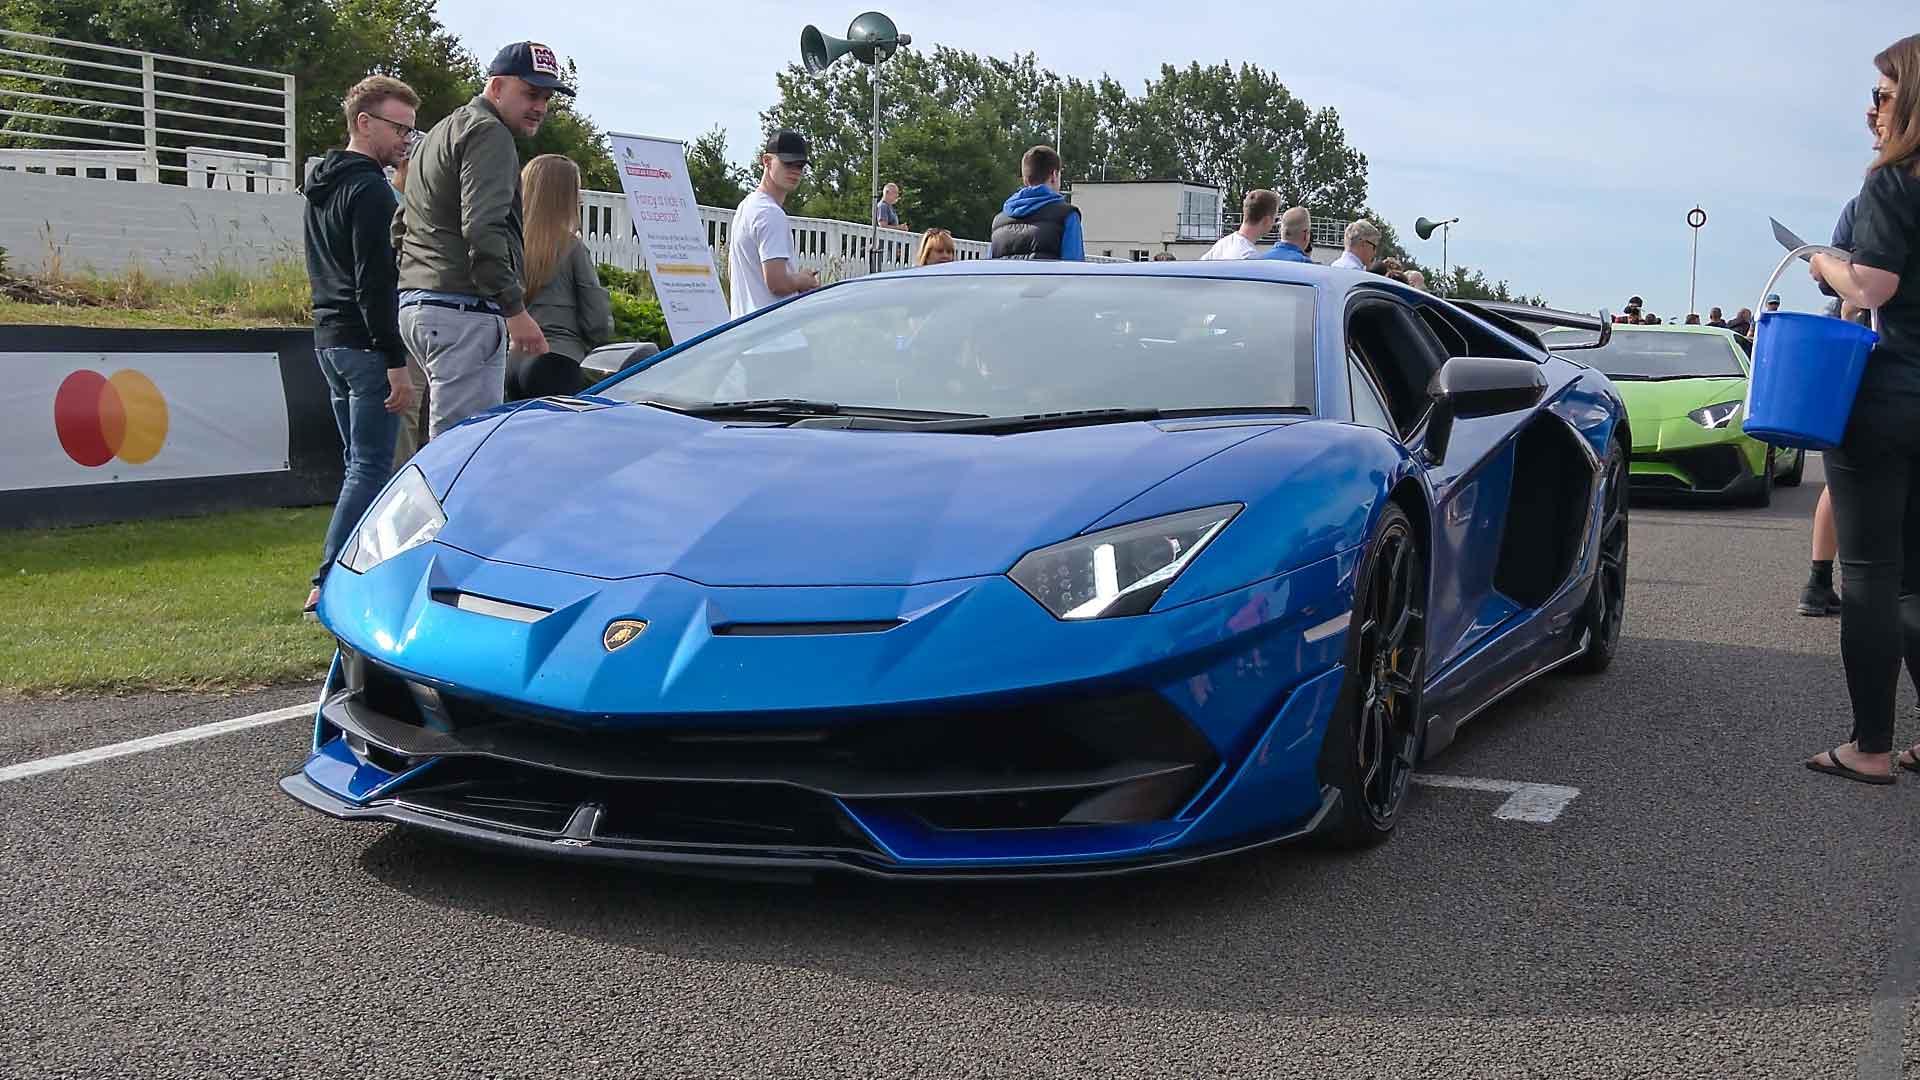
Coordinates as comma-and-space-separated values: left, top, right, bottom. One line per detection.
1645, 373, 1741, 382
641, 398, 987, 422
917, 405, 1309, 435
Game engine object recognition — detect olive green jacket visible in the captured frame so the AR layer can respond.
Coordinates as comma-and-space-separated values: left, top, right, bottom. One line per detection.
392, 94, 526, 316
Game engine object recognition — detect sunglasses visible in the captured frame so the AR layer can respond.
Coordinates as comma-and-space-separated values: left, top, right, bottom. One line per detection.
1873, 86, 1896, 111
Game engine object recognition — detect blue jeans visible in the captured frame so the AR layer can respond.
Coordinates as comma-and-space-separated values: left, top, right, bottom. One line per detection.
314, 347, 400, 587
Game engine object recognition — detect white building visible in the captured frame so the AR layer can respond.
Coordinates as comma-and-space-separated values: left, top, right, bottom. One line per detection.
1067, 179, 1347, 264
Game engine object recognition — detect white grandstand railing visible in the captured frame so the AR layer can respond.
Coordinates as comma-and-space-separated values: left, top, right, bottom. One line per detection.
0, 28, 294, 191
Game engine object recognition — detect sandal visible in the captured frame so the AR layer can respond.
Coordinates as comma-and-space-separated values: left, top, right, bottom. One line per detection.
1807, 748, 1896, 786
1900, 748, 1920, 776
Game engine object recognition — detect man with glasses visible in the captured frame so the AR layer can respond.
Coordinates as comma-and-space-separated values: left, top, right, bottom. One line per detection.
300, 75, 421, 617
728, 130, 821, 317
1332, 219, 1382, 271
393, 41, 571, 438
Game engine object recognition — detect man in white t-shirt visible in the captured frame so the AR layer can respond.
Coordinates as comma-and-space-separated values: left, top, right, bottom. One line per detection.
1201, 189, 1279, 261
728, 129, 820, 318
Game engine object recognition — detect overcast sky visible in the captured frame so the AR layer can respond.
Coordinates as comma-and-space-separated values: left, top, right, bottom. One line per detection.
440, 0, 1901, 316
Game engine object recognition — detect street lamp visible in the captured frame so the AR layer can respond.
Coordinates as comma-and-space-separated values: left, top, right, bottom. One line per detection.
1414, 215, 1459, 296
800, 12, 911, 274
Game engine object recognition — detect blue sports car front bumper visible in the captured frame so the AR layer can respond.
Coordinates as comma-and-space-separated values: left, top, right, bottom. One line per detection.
281, 540, 1361, 878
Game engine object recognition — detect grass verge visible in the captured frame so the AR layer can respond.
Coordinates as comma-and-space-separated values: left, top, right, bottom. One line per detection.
0, 507, 335, 696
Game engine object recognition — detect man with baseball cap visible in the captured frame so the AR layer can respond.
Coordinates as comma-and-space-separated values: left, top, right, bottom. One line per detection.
728, 129, 820, 318
392, 41, 574, 438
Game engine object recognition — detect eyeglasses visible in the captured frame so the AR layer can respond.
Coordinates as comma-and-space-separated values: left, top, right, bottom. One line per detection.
1872, 86, 1896, 111
364, 112, 417, 139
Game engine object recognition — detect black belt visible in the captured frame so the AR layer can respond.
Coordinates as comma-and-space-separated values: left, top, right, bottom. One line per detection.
401, 297, 500, 314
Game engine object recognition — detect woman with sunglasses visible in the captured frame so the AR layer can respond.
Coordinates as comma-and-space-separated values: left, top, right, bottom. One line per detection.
1805, 33, 1920, 784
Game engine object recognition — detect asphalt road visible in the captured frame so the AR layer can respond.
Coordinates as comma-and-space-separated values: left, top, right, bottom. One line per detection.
4, 457, 1917, 1079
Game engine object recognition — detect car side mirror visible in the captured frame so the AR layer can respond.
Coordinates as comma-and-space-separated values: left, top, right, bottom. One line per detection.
1424, 356, 1549, 465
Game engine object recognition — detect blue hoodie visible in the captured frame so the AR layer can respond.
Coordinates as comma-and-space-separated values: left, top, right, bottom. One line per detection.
1000, 185, 1084, 261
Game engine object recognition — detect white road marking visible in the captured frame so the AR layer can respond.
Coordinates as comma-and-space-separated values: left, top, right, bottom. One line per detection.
0, 702, 314, 784
1411, 773, 1582, 823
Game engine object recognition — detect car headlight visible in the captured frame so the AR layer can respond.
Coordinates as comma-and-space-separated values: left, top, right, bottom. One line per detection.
1008, 505, 1241, 620
338, 466, 445, 574
1687, 400, 1742, 429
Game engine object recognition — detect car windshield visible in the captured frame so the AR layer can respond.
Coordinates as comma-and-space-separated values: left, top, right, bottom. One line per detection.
1543, 329, 1745, 380
602, 273, 1316, 417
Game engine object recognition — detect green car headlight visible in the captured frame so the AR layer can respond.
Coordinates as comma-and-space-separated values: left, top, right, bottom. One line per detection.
1687, 400, 1742, 429
338, 466, 445, 574
1008, 505, 1241, 620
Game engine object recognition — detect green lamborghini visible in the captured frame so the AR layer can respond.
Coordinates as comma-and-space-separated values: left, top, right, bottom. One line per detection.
1543, 324, 1804, 506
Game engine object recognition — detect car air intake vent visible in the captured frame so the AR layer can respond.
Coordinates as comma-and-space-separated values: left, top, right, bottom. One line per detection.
430, 590, 550, 624
711, 620, 903, 637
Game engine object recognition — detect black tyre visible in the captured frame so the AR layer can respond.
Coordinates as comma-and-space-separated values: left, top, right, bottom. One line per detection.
1777, 446, 1806, 487
1742, 449, 1775, 507
1323, 503, 1426, 850
1570, 443, 1629, 675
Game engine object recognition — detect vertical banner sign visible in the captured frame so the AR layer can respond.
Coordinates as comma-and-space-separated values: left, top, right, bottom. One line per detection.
608, 132, 731, 344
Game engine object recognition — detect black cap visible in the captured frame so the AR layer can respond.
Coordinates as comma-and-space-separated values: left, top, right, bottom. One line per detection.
764, 129, 810, 163
486, 42, 575, 96
1628, 295, 1643, 305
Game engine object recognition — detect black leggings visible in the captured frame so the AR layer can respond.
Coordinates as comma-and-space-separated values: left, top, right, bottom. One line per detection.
506, 351, 585, 401
1825, 383, 1920, 753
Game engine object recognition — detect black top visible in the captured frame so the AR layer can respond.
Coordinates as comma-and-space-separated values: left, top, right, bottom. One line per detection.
991, 201, 1077, 260
303, 150, 404, 368
1851, 163, 1920, 392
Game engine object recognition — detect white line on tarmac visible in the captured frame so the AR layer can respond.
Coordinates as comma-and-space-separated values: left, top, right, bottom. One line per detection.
1411, 773, 1582, 823
0, 702, 314, 784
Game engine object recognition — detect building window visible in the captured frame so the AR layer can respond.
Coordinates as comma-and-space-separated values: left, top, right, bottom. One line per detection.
1178, 188, 1221, 241
1130, 249, 1151, 262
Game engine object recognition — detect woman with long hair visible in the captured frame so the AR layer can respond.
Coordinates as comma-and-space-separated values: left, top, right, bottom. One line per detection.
915, 228, 957, 267
1805, 33, 1920, 783
509, 154, 614, 399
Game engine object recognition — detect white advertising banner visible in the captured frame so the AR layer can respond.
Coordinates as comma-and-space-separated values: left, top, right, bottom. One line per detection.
608, 132, 732, 344
0, 350, 290, 491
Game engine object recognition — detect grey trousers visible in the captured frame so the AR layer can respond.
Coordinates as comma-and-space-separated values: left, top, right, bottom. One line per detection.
391, 351, 430, 467
399, 303, 507, 439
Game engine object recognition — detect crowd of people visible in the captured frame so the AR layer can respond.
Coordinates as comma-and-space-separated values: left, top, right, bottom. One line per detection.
1610, 296, 1772, 334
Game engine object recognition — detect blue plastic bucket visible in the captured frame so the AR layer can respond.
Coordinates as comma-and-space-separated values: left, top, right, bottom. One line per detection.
1743, 310, 1878, 450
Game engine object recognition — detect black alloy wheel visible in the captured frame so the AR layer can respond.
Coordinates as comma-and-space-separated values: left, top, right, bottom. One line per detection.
1328, 504, 1425, 848
1571, 444, 1629, 675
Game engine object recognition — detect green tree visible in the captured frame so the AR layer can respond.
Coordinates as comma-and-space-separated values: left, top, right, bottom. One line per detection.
761, 49, 1372, 240
686, 125, 750, 208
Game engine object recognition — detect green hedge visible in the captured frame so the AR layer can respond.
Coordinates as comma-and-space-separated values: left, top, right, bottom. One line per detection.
597, 263, 672, 350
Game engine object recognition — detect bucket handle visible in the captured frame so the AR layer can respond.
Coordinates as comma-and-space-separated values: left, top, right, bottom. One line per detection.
1758, 243, 1882, 334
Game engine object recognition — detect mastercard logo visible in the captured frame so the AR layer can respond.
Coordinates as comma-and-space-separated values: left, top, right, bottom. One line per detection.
54, 369, 169, 467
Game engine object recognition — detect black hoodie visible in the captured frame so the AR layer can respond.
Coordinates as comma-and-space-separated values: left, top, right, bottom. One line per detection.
303, 150, 404, 368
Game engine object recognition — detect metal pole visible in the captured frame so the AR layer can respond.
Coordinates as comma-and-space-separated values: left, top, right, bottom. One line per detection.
140, 54, 157, 182
282, 72, 296, 189
1442, 224, 1450, 298
870, 59, 881, 274
1689, 226, 1700, 316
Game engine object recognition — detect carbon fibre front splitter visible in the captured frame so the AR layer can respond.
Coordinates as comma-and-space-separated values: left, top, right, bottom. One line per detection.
279, 771, 1341, 883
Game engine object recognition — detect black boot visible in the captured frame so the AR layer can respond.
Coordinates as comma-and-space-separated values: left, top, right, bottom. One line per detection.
1799, 561, 1840, 617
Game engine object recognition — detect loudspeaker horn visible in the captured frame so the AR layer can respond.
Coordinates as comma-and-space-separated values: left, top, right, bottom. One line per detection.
800, 25, 855, 73
1414, 215, 1458, 240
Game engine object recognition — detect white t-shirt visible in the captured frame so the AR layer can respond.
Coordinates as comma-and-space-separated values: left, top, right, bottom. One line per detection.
728, 190, 797, 318
1200, 232, 1258, 261
1332, 250, 1367, 271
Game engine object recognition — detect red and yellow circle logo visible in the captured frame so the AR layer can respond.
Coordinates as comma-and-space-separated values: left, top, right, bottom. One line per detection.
54, 369, 169, 467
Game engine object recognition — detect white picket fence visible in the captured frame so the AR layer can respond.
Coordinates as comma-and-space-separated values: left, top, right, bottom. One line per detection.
579, 189, 996, 279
